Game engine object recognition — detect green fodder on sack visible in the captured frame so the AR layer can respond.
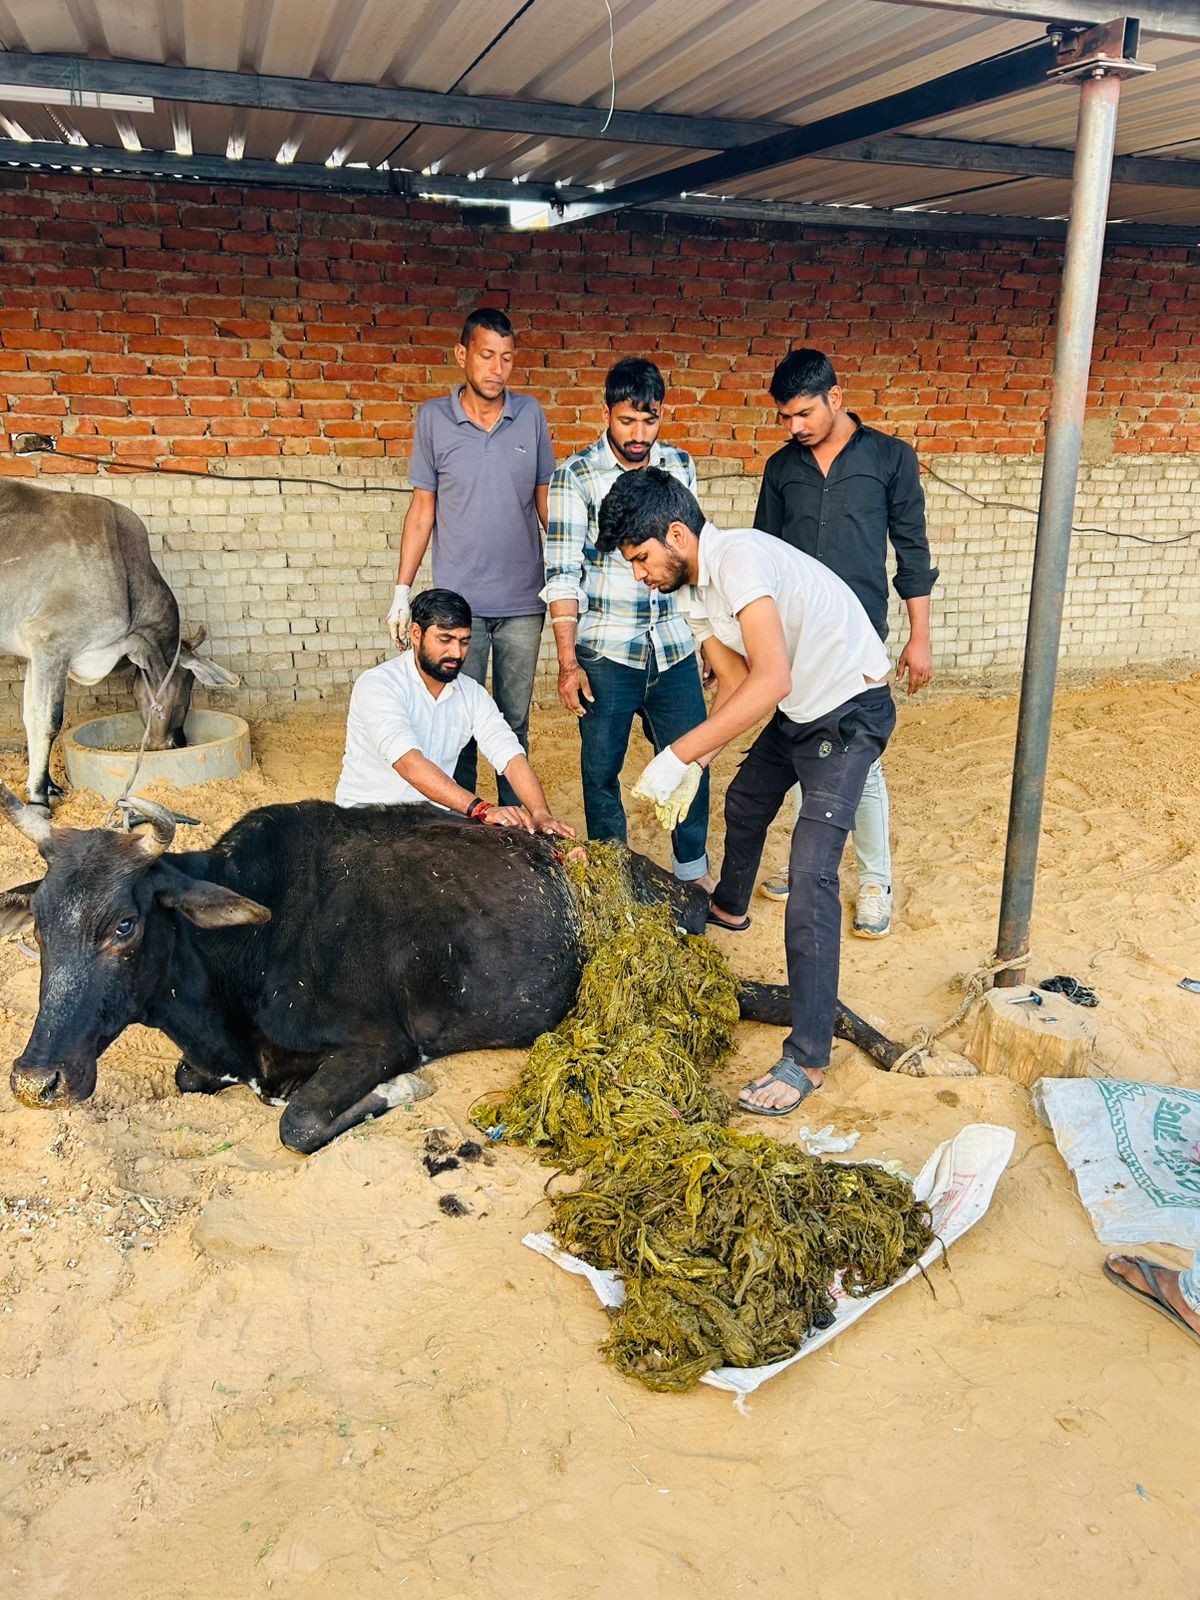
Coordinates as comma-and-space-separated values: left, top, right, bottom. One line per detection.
551, 1121, 934, 1391
474, 843, 933, 1391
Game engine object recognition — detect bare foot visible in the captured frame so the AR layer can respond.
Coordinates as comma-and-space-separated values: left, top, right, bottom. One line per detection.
1107, 1254, 1200, 1336
739, 1064, 824, 1112
693, 872, 717, 896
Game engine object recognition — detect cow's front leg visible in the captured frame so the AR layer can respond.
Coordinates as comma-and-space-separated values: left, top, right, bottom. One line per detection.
175, 1056, 230, 1095
277, 1043, 432, 1155
21, 654, 70, 807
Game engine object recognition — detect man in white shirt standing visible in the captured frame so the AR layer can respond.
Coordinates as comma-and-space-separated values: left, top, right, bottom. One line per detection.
596, 467, 894, 1117
339, 588, 573, 837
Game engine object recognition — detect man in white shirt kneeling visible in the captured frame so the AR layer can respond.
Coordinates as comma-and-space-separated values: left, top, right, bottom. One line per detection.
596, 468, 894, 1118
337, 587, 574, 838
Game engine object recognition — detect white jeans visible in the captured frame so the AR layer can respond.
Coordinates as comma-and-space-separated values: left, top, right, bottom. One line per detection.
789, 757, 891, 888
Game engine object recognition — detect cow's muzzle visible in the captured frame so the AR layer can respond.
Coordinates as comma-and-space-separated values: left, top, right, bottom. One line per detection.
10, 1057, 97, 1109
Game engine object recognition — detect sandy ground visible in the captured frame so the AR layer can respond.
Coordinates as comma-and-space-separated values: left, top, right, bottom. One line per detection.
1, 678, 1198, 1599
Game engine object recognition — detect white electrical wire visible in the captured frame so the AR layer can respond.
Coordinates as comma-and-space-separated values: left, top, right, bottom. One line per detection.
599, 0, 617, 134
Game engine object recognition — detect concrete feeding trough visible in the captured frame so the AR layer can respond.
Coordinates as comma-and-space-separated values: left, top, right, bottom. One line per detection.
63, 710, 252, 801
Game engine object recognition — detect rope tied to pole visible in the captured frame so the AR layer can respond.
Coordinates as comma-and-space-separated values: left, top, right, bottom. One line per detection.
891, 948, 1032, 1077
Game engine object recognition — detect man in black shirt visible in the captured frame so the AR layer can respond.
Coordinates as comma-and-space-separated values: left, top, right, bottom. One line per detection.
753, 349, 938, 937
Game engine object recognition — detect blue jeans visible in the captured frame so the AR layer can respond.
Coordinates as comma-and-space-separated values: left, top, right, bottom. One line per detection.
577, 645, 710, 881
454, 613, 544, 809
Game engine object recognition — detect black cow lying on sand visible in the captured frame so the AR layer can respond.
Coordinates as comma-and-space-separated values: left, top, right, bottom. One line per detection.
0, 789, 903, 1154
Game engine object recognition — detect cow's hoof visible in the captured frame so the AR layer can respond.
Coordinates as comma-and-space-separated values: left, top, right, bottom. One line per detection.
380, 1072, 435, 1107
28, 781, 65, 809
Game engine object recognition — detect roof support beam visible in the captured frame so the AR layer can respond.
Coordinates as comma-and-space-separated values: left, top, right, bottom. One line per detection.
0, 50, 776, 150
1, 138, 1195, 246
1, 54, 1195, 192
835, 133, 1200, 189
547, 31, 1068, 225
872, 1, 1200, 44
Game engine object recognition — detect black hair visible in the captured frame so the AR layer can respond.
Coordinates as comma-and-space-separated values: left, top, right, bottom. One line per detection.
596, 466, 704, 554
604, 356, 666, 412
460, 306, 514, 346
769, 348, 838, 406
411, 587, 472, 631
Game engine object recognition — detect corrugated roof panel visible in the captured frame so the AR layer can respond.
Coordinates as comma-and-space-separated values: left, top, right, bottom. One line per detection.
92, 3, 172, 64
328, 0, 513, 93
0, 0, 1195, 231
897, 173, 1200, 225
178, 0, 249, 73
911, 40, 1200, 151
0, 0, 92, 54
726, 155, 1023, 208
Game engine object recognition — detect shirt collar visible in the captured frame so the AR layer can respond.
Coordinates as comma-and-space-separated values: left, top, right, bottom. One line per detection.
450, 384, 515, 426
695, 520, 721, 590
401, 644, 459, 702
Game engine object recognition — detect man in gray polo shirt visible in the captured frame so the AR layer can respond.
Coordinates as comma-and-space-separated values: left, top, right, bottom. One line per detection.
388, 307, 555, 808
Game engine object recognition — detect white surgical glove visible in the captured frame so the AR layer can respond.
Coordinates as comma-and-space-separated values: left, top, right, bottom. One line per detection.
387, 584, 411, 649
632, 746, 703, 833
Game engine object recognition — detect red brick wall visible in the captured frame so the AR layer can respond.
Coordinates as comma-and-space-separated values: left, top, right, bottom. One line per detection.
0, 171, 1197, 476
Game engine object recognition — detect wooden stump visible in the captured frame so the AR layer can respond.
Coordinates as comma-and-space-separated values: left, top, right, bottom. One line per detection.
966, 985, 1096, 1088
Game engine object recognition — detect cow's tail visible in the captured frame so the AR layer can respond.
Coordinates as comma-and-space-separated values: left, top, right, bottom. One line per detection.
736, 981, 904, 1071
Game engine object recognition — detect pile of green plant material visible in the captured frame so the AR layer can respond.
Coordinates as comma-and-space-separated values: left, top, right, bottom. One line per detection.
475, 843, 933, 1391
554, 1121, 934, 1391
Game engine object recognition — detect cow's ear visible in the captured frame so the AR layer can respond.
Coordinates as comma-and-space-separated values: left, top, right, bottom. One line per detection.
0, 880, 40, 940
180, 648, 240, 690
156, 871, 271, 929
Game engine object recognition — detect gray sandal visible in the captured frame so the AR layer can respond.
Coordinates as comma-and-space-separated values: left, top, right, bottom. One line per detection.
1104, 1256, 1200, 1348
737, 1056, 820, 1117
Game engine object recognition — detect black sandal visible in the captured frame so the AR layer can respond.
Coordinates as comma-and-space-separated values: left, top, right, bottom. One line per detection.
737, 1057, 820, 1117
706, 908, 751, 932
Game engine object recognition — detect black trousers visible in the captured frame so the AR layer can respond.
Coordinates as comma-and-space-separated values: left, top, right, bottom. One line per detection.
713, 686, 896, 1069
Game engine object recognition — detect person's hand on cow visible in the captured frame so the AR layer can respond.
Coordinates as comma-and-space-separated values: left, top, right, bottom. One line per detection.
529, 808, 576, 839
481, 803, 575, 838
482, 804, 535, 830
632, 745, 703, 833
557, 660, 594, 718
387, 584, 412, 649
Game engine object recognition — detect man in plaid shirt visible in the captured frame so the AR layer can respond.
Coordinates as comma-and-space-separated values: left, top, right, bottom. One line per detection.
543, 358, 713, 888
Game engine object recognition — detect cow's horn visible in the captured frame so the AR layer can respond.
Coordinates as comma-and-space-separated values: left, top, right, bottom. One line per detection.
0, 783, 53, 852
123, 795, 177, 859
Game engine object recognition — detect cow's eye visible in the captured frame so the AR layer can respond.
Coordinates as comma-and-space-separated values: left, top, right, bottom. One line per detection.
113, 917, 136, 939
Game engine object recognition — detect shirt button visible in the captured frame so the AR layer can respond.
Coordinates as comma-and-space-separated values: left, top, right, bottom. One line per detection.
825, 811, 833, 818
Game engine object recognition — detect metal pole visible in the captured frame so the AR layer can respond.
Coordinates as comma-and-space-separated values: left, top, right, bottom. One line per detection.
994, 68, 1123, 986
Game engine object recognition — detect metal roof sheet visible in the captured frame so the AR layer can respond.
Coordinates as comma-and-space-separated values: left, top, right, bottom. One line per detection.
0, 0, 1196, 234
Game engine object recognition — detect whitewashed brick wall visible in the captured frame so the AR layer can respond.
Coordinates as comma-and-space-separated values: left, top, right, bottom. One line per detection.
1, 453, 1198, 739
